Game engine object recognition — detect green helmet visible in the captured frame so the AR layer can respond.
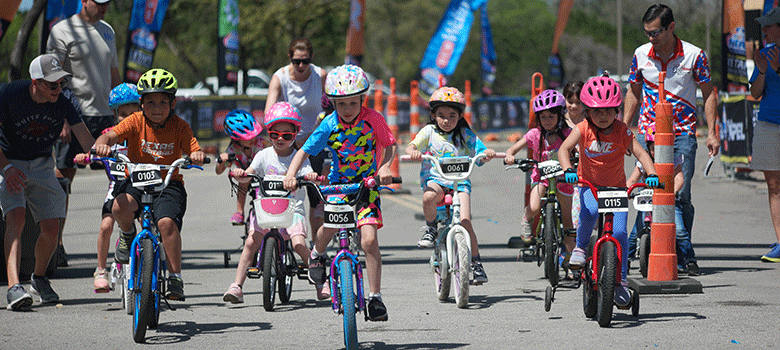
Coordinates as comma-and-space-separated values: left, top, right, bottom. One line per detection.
137, 69, 177, 95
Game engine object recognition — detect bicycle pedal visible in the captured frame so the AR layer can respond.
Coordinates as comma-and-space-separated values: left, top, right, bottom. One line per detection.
246, 268, 261, 279
616, 304, 631, 310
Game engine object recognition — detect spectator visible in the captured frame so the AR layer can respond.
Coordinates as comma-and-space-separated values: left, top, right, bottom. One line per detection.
1, 54, 94, 311
623, 4, 720, 276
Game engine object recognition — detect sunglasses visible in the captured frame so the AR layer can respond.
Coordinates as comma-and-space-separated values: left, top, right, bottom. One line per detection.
40, 79, 68, 90
644, 25, 668, 38
291, 58, 311, 65
269, 131, 296, 141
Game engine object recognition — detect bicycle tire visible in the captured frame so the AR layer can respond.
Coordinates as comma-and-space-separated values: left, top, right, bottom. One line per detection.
339, 259, 358, 349
132, 238, 154, 343
596, 241, 617, 327
543, 201, 559, 287
262, 236, 278, 311
121, 265, 133, 315
582, 273, 597, 318
639, 230, 650, 278
278, 247, 294, 304
453, 230, 470, 309
148, 267, 162, 329
434, 243, 451, 301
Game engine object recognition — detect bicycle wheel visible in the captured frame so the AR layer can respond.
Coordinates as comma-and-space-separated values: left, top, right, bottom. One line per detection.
582, 273, 597, 318
639, 230, 650, 278
262, 236, 278, 311
453, 230, 470, 309
132, 239, 154, 343
543, 202, 559, 287
148, 267, 162, 329
278, 247, 295, 304
339, 259, 358, 350
120, 265, 133, 315
596, 241, 617, 327
433, 243, 451, 301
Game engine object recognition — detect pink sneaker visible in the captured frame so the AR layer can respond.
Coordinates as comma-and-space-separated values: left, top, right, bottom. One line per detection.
223, 283, 244, 303
315, 283, 331, 300
230, 212, 244, 226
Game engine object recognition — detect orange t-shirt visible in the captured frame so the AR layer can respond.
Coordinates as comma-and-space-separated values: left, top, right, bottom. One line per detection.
112, 111, 201, 182
577, 119, 634, 187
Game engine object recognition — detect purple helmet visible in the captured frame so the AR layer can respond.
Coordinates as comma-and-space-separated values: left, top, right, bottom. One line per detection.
533, 89, 565, 113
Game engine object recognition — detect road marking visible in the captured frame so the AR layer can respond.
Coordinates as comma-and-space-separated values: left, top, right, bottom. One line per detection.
383, 194, 423, 212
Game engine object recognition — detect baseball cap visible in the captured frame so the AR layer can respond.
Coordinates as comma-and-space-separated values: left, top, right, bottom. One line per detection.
756, 7, 780, 27
93, 0, 111, 3
29, 54, 71, 82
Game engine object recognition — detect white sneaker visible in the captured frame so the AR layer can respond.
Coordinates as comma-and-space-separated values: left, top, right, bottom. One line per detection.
520, 220, 533, 243
569, 247, 587, 268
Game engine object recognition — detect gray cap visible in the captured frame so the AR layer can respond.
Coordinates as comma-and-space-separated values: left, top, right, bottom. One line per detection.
29, 54, 71, 82
756, 7, 780, 27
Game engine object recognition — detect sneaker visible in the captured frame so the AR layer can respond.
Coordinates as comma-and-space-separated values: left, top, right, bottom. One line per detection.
166, 276, 185, 301
315, 283, 331, 300
569, 247, 587, 268
6, 284, 33, 311
520, 220, 533, 243
614, 281, 631, 307
30, 275, 59, 304
761, 243, 780, 263
115, 231, 135, 264
230, 211, 244, 226
93, 268, 110, 293
56, 244, 69, 267
308, 255, 327, 285
686, 261, 700, 276
222, 283, 243, 304
677, 264, 687, 273
471, 260, 488, 284
367, 296, 388, 321
417, 226, 437, 248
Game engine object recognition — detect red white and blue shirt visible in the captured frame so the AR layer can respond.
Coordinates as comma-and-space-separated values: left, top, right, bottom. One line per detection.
628, 36, 711, 136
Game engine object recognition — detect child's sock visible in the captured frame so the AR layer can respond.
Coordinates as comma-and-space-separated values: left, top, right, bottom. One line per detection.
426, 220, 436, 229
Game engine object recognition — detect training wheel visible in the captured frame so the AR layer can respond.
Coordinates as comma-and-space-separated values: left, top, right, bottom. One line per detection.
631, 288, 640, 317
544, 285, 553, 312
223, 251, 230, 268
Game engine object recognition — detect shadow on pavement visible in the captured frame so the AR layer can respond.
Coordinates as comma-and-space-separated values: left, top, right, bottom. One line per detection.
358, 341, 469, 349
463, 293, 540, 310
144, 320, 271, 344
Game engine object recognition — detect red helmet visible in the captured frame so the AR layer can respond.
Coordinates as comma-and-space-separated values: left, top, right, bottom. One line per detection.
580, 77, 622, 109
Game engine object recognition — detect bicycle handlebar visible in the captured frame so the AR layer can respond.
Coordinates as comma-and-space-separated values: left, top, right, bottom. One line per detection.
504, 156, 579, 172
78, 149, 210, 189
400, 152, 505, 182
577, 179, 665, 202
296, 176, 402, 206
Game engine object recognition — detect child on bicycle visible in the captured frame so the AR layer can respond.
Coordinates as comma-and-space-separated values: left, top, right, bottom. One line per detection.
504, 90, 574, 252
85, 68, 206, 301
283, 64, 396, 322
406, 86, 496, 284
91, 83, 139, 293
558, 76, 657, 307
217, 109, 270, 225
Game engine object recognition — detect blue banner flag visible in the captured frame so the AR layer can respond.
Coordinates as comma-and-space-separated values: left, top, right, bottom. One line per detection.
479, 5, 496, 95
123, 0, 170, 83
40, 0, 80, 53
419, 0, 488, 95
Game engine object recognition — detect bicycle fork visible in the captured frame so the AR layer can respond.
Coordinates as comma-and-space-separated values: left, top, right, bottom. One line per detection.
591, 213, 623, 285
330, 230, 366, 317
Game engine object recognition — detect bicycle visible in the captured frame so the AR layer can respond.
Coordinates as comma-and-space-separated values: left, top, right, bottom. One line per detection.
221, 153, 251, 268
401, 152, 504, 308
632, 188, 654, 278
87, 152, 208, 343
235, 173, 312, 311
297, 176, 401, 350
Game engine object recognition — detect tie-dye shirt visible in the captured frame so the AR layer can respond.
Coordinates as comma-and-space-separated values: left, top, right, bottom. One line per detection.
302, 106, 395, 184
408, 124, 486, 193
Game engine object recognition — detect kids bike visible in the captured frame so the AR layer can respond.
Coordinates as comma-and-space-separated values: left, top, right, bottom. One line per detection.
297, 176, 401, 350
401, 152, 504, 308
222, 153, 252, 268
632, 187, 654, 278
235, 173, 311, 311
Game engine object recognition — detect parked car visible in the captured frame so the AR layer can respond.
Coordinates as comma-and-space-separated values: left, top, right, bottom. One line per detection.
176, 69, 271, 98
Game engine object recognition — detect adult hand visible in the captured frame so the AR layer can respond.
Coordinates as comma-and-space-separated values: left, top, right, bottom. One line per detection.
767, 46, 780, 72
3, 166, 27, 194
706, 133, 720, 157
755, 46, 769, 73
59, 123, 72, 143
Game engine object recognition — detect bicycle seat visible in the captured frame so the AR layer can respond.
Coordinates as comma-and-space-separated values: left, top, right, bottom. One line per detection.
437, 191, 454, 207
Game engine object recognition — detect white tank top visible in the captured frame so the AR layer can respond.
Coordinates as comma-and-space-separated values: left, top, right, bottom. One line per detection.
273, 64, 323, 138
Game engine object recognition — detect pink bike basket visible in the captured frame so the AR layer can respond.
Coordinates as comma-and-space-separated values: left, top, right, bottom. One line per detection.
253, 197, 295, 229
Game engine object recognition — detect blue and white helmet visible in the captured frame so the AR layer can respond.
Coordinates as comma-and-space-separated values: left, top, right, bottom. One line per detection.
108, 83, 140, 110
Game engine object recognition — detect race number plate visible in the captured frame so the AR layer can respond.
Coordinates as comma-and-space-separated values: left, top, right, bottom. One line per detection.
440, 157, 470, 174
109, 161, 127, 179
538, 160, 563, 180
130, 164, 162, 187
261, 174, 288, 197
597, 190, 629, 213
633, 189, 654, 212
323, 204, 356, 229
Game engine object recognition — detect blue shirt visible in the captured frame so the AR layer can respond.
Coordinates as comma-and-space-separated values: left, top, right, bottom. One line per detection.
749, 66, 780, 125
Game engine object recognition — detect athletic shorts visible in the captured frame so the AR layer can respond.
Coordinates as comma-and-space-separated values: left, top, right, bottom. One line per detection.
112, 179, 187, 231
247, 211, 307, 240
305, 151, 326, 208
751, 120, 780, 171
326, 188, 382, 229
101, 197, 115, 216
0, 157, 66, 223
55, 115, 116, 169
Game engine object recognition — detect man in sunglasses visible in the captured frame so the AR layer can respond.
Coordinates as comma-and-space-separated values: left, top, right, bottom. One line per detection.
624, 4, 720, 277
0, 54, 95, 310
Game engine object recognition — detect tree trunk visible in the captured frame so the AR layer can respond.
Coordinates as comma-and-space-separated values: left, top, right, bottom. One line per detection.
9, 0, 46, 82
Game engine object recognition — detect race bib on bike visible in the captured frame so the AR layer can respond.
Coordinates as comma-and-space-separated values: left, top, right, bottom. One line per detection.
261, 174, 288, 197
323, 204, 356, 229
538, 160, 563, 180
130, 164, 163, 188
440, 156, 470, 175
109, 161, 127, 179
633, 189, 654, 212
597, 190, 628, 213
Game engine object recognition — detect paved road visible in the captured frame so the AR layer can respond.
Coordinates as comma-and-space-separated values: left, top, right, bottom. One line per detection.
2, 138, 777, 348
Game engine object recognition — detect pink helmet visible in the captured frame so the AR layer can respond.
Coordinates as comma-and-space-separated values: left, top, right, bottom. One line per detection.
645, 123, 656, 142
533, 89, 565, 112
264, 101, 302, 129
580, 76, 622, 109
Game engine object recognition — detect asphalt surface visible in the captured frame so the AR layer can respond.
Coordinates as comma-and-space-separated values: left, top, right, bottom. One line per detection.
2, 137, 777, 349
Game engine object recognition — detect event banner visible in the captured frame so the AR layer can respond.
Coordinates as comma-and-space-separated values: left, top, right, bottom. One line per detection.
479, 5, 496, 95
123, 0, 170, 83
721, 0, 749, 93
418, 0, 488, 95
217, 0, 239, 88
0, 0, 23, 43
548, 0, 573, 89
40, 0, 80, 52
345, 0, 365, 66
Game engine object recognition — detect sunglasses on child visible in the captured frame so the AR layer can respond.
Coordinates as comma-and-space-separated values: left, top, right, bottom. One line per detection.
291, 58, 311, 65
40, 79, 68, 90
269, 131, 296, 141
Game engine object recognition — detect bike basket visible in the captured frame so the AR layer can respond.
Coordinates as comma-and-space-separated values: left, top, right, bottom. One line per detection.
129, 164, 163, 188
538, 160, 564, 180
632, 189, 654, 212
597, 190, 629, 213
440, 156, 470, 175
254, 197, 296, 229
323, 204, 356, 229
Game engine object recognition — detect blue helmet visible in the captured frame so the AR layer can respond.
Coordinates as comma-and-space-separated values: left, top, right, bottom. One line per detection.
108, 83, 140, 110
224, 109, 262, 141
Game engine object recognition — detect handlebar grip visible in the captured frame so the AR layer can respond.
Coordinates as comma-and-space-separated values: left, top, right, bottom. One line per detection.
494, 152, 506, 158
203, 157, 211, 164
391, 176, 402, 184
400, 155, 412, 161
